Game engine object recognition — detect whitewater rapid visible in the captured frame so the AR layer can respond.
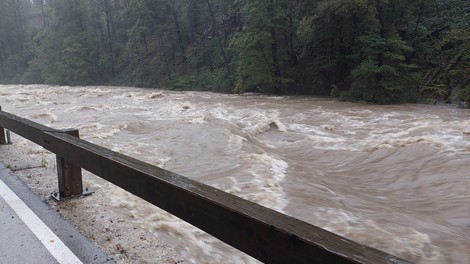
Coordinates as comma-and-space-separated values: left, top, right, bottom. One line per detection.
1, 85, 469, 263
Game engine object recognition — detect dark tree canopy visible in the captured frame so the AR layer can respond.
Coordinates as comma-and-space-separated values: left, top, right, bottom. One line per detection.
1, 0, 469, 104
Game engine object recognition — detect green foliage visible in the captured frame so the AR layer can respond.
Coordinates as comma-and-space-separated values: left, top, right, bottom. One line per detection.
231, 0, 293, 94
231, 31, 277, 92
169, 68, 232, 93
419, 84, 449, 103
61, 36, 94, 85
21, 58, 44, 84
297, 15, 316, 46
0, 0, 32, 82
349, 62, 405, 104
0, 0, 467, 105
348, 33, 417, 104
457, 85, 470, 105
330, 85, 340, 98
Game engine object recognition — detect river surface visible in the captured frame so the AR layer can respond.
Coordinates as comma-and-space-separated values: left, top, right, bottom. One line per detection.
1, 85, 469, 263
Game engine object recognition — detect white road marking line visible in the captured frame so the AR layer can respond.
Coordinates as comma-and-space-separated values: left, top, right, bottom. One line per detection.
0, 178, 83, 264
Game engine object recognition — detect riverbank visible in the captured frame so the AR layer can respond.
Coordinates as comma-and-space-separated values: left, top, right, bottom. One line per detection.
0, 143, 185, 264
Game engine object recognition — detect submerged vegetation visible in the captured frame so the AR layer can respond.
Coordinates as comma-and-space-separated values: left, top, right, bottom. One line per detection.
0, 0, 469, 105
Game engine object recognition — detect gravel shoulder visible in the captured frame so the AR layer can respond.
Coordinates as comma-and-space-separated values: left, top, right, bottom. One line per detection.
0, 143, 186, 264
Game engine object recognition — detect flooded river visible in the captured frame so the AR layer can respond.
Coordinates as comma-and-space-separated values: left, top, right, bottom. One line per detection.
1, 85, 469, 263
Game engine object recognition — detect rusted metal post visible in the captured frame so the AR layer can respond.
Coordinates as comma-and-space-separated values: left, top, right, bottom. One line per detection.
0, 106, 6, 145
53, 129, 92, 201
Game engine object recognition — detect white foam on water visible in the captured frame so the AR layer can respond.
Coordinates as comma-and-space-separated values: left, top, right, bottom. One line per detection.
224, 109, 288, 135
186, 114, 205, 124
95, 122, 128, 139
288, 123, 330, 136
77, 105, 108, 112
111, 142, 173, 168
29, 112, 57, 124
206, 104, 230, 121
2, 85, 469, 263
149, 92, 164, 99
105, 186, 259, 264
283, 110, 470, 155
142, 100, 200, 121
309, 207, 444, 263
79, 122, 105, 132
240, 153, 288, 213
228, 135, 246, 151
359, 118, 470, 154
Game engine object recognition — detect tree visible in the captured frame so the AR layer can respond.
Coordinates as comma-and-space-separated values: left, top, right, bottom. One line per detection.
296, 0, 378, 95
0, 0, 32, 82
418, 0, 470, 103
0, 0, 464, 105
206, 0, 233, 86
348, 33, 416, 104
345, 0, 418, 104
231, 0, 293, 94
296, 0, 420, 103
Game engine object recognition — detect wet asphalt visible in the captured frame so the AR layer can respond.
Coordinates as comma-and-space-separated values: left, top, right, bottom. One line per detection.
0, 164, 114, 264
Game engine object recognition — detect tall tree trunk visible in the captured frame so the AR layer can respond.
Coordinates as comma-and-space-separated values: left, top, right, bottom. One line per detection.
11, 0, 25, 47
97, 22, 107, 53
0, 51, 5, 78
203, 41, 214, 72
189, 0, 199, 42
289, 10, 295, 63
158, 32, 172, 80
351, 12, 358, 50
376, 1, 386, 82
168, 4, 187, 63
40, 0, 46, 27
413, 2, 425, 38
206, 0, 233, 86
104, 0, 116, 77
73, 0, 85, 31
142, 33, 149, 56
268, 0, 281, 94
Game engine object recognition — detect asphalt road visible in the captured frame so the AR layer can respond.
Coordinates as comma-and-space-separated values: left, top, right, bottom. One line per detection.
0, 164, 114, 264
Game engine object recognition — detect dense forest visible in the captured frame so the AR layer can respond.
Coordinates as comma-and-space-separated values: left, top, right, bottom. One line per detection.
0, 0, 469, 104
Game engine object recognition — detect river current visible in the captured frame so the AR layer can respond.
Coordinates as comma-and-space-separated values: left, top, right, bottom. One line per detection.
1, 85, 469, 263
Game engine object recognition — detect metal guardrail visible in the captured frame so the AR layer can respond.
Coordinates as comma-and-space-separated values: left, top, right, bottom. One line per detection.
0, 107, 411, 264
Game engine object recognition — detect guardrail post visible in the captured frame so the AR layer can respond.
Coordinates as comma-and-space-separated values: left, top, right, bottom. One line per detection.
0, 106, 6, 145
52, 129, 92, 201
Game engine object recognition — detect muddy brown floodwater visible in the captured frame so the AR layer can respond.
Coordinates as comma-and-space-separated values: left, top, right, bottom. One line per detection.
1, 85, 469, 263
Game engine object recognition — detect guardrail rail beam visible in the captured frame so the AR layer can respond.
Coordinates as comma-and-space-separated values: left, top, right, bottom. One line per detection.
0, 106, 411, 264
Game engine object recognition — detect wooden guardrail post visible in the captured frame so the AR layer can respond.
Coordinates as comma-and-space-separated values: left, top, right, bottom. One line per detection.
0, 106, 5, 145
52, 129, 92, 201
